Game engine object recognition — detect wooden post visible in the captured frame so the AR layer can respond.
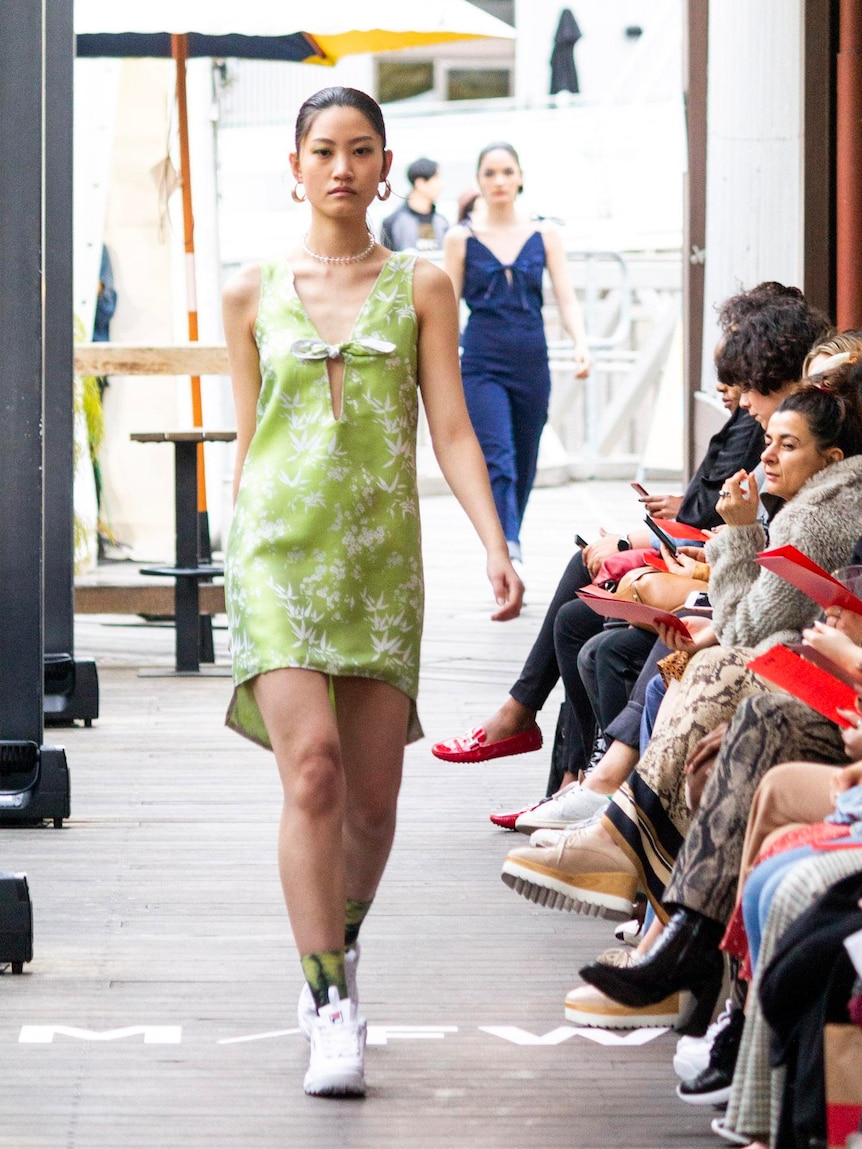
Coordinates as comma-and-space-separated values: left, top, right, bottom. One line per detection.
803, 0, 837, 320
171, 35, 210, 531
837, 0, 862, 327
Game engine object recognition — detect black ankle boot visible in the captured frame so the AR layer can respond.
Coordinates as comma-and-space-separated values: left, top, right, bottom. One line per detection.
579, 907, 725, 1033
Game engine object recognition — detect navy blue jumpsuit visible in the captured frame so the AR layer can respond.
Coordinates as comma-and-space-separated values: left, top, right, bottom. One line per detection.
459, 230, 552, 559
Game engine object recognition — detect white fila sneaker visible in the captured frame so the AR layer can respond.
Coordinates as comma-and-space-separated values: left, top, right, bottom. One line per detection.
298, 944, 360, 1040
303, 986, 367, 1098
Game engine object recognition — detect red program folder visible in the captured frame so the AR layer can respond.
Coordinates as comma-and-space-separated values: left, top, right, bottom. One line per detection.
747, 644, 860, 727
755, 545, 862, 614
576, 586, 693, 639
647, 519, 711, 542
644, 553, 670, 572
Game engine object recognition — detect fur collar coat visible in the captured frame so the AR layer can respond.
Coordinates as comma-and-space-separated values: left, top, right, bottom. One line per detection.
704, 454, 862, 651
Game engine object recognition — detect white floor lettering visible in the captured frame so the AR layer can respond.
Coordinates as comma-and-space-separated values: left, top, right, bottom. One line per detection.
19, 1025, 182, 1045
16, 1022, 666, 1047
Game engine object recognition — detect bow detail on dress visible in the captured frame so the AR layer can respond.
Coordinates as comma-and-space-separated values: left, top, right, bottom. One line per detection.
482, 265, 530, 311
290, 337, 397, 361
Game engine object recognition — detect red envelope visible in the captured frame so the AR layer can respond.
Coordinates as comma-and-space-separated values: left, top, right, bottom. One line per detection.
747, 645, 859, 727
755, 545, 862, 614
576, 586, 693, 638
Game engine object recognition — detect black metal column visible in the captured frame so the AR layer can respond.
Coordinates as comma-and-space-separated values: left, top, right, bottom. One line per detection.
44, 0, 75, 658
0, 0, 45, 746
43, 0, 99, 727
175, 440, 202, 672
0, 0, 70, 831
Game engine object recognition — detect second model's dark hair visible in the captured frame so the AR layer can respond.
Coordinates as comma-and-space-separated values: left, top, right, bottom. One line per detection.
778, 362, 862, 458
476, 140, 522, 171
716, 292, 832, 394
294, 87, 387, 151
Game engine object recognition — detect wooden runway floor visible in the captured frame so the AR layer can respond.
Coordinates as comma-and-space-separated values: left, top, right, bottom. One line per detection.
0, 482, 717, 1149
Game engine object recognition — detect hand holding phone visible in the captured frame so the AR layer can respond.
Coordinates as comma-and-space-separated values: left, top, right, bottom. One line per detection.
644, 515, 679, 557
574, 533, 590, 549
630, 481, 650, 499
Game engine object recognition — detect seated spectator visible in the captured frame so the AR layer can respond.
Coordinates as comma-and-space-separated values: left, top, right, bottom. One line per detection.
502, 378, 862, 1035
572, 514, 862, 1034
433, 285, 826, 829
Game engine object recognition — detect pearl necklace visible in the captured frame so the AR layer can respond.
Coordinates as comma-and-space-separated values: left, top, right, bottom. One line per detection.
302, 225, 376, 265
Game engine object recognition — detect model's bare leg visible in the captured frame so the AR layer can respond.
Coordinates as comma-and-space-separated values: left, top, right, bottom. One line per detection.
253, 668, 347, 956
332, 676, 410, 901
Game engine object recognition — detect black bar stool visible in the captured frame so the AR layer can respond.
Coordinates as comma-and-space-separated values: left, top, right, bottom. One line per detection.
132, 430, 235, 674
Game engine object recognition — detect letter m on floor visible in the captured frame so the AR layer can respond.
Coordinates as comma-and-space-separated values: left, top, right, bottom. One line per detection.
19, 1025, 182, 1044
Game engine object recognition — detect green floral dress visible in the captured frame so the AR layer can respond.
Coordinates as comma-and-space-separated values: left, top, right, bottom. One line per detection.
225, 253, 424, 748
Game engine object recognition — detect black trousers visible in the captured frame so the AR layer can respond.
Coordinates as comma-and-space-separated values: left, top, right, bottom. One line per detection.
509, 549, 592, 712
577, 624, 660, 734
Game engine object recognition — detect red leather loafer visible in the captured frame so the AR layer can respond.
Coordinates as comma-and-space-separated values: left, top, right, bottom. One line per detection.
431, 724, 543, 763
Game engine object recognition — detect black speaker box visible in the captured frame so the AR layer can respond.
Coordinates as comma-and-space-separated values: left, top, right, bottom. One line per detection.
0, 873, 33, 973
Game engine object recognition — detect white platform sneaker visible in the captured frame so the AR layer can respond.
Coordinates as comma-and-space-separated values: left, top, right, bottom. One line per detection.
303, 986, 367, 1098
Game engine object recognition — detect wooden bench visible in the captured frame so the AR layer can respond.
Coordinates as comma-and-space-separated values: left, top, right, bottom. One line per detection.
74, 582, 226, 616
73, 343, 229, 376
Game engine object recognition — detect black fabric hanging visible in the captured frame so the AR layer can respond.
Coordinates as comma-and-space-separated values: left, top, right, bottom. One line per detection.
550, 8, 582, 95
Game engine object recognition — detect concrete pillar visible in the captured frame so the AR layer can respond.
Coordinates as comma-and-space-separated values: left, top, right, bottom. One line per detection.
700, 0, 805, 379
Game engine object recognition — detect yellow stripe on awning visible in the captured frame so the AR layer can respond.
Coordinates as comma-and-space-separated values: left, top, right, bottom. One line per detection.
304, 30, 488, 65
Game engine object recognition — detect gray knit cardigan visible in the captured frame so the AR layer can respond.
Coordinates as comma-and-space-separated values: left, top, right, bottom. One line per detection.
704, 454, 862, 652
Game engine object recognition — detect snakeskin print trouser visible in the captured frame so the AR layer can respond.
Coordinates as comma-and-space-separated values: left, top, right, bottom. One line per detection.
664, 692, 846, 924
604, 645, 773, 917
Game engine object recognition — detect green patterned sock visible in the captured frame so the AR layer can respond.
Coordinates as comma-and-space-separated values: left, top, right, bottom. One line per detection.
344, 898, 373, 950
300, 948, 348, 1011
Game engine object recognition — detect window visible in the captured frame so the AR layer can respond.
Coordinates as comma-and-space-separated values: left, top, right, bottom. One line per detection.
446, 68, 511, 101
377, 62, 435, 104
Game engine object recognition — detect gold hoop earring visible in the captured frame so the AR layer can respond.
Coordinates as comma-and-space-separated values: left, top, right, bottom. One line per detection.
376, 179, 392, 202
291, 182, 306, 204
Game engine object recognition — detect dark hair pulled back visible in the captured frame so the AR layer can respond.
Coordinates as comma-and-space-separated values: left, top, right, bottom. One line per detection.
778, 362, 862, 458
294, 87, 387, 152
476, 141, 521, 171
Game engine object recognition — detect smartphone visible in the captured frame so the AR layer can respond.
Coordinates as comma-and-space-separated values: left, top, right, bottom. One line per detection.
630, 481, 650, 499
684, 589, 712, 611
644, 515, 679, 557
574, 533, 590, 549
